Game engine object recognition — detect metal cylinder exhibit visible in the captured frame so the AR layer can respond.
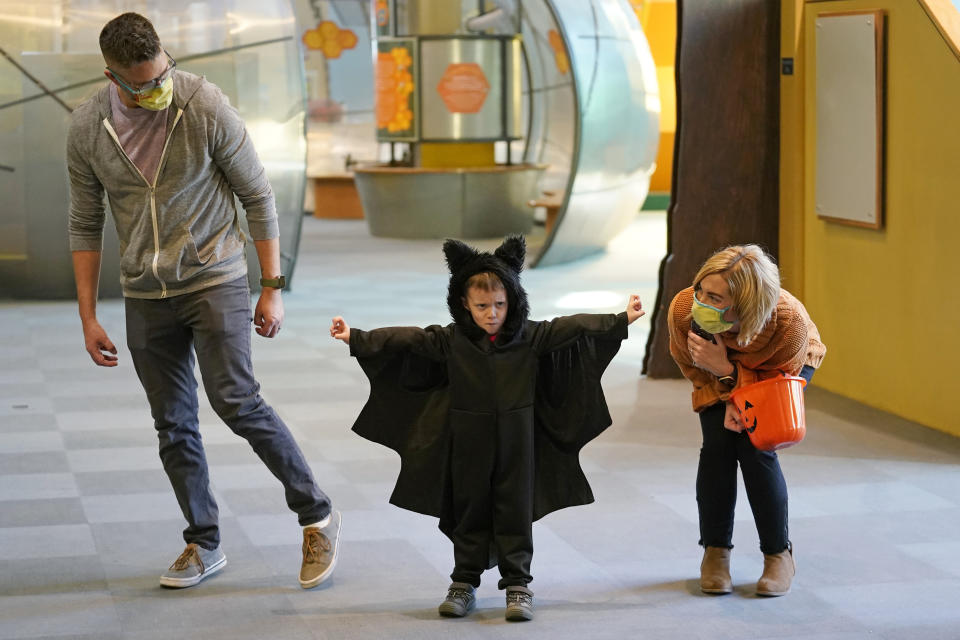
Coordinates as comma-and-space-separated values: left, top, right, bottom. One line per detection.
358, 5, 543, 240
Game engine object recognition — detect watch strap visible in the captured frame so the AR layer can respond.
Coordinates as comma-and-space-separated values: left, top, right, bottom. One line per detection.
717, 365, 738, 387
259, 275, 286, 289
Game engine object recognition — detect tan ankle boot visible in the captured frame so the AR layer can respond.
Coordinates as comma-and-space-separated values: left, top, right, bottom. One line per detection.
757, 545, 795, 596
700, 546, 732, 594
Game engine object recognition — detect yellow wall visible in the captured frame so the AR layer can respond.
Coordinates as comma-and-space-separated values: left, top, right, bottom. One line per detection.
779, 0, 805, 295
420, 143, 495, 168
635, 0, 677, 194
781, 0, 960, 435
408, 0, 462, 34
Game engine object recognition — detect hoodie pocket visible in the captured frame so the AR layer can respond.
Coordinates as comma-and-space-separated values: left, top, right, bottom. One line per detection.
184, 232, 212, 266
119, 244, 149, 280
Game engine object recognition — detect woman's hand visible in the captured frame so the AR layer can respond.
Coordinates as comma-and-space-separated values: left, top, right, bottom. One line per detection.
330, 316, 350, 344
723, 402, 745, 432
687, 330, 733, 377
626, 295, 645, 324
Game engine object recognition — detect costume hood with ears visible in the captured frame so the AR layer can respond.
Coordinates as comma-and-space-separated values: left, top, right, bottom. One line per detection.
443, 235, 530, 340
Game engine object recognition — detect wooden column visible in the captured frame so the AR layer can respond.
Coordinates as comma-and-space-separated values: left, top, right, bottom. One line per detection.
644, 0, 782, 377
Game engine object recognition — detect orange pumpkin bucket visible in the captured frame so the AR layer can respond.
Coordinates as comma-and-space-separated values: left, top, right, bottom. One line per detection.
729, 375, 807, 451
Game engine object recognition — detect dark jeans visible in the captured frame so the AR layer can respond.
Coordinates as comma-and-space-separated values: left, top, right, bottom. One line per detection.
125, 276, 331, 549
448, 411, 534, 590
696, 365, 814, 555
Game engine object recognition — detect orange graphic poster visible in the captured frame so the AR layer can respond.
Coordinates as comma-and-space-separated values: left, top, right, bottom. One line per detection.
302, 20, 358, 59
436, 63, 490, 114
375, 41, 416, 138
376, 0, 390, 27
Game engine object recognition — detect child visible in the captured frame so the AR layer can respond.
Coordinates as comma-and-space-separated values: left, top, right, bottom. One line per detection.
330, 236, 644, 621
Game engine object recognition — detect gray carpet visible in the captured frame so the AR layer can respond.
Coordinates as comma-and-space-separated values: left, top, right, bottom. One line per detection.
1, 213, 958, 639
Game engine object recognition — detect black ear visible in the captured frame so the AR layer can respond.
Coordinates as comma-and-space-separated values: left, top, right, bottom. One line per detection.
494, 235, 525, 273
443, 239, 480, 275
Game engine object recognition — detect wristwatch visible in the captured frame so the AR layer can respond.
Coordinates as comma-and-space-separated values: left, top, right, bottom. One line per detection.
717, 366, 738, 387
259, 275, 286, 289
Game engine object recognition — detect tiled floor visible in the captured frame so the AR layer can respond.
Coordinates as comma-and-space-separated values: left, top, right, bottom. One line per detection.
1, 214, 959, 639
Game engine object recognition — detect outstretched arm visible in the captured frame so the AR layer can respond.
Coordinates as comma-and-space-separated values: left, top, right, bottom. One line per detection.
531, 293, 643, 355
330, 316, 351, 343
330, 318, 450, 361
626, 294, 645, 324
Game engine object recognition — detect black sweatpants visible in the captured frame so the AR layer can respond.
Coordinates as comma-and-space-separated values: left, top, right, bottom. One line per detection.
447, 410, 534, 589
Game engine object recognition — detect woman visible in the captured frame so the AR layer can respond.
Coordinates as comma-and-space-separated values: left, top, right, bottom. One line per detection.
667, 245, 825, 596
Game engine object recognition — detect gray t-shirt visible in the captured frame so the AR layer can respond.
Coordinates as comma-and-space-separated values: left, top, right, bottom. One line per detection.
109, 86, 167, 183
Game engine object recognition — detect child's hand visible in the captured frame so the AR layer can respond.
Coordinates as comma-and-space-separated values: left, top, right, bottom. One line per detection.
626, 294, 645, 324
330, 316, 350, 344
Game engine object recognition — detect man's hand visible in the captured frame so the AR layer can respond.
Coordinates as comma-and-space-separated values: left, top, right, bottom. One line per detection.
254, 288, 284, 338
330, 316, 350, 344
687, 330, 732, 377
625, 294, 645, 325
723, 401, 745, 432
82, 319, 118, 367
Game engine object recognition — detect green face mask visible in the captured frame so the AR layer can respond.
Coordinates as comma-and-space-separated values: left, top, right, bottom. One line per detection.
691, 291, 734, 334
137, 76, 173, 111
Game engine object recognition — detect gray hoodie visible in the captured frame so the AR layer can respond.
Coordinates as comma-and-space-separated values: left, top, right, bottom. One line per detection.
67, 71, 278, 299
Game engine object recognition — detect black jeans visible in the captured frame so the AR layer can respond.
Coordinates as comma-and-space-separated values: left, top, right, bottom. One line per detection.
696, 365, 813, 555
125, 276, 331, 549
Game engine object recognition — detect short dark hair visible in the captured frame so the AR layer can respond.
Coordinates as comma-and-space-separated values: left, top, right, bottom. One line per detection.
99, 12, 162, 68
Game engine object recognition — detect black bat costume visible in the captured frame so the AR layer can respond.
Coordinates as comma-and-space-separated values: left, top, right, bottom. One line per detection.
347, 236, 629, 589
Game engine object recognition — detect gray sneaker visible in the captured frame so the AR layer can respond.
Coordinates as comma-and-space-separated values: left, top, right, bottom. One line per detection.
299, 510, 342, 589
505, 585, 534, 621
438, 582, 476, 617
160, 543, 227, 588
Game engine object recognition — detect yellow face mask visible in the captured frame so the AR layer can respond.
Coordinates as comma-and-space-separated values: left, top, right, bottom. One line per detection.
136, 76, 173, 111
691, 291, 735, 334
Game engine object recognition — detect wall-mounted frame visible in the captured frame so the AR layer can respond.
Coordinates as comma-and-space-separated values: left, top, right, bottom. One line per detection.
814, 10, 885, 229
374, 35, 521, 145
374, 0, 395, 37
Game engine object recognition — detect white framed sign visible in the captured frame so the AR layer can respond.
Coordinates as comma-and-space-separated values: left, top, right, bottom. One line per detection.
814, 10, 885, 229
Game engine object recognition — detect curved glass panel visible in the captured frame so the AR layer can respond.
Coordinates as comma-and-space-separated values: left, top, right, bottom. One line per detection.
0, 0, 306, 299
534, 0, 660, 266
515, 0, 577, 198
466, 0, 658, 267
292, 0, 377, 177
464, 0, 576, 248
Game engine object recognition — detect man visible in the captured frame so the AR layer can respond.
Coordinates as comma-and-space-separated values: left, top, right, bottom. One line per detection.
67, 12, 340, 589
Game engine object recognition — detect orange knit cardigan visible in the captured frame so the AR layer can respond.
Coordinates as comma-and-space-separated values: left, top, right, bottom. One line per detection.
668, 286, 827, 412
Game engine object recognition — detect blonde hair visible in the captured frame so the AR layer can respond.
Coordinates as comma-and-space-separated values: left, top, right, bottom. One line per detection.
465, 272, 505, 292
693, 245, 780, 346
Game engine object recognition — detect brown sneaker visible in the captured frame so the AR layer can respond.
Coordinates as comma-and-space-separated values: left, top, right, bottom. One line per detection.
757, 543, 795, 596
700, 546, 732, 594
159, 543, 226, 588
299, 510, 341, 589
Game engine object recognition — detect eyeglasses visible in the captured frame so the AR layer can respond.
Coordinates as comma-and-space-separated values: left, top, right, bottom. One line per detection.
107, 50, 176, 97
